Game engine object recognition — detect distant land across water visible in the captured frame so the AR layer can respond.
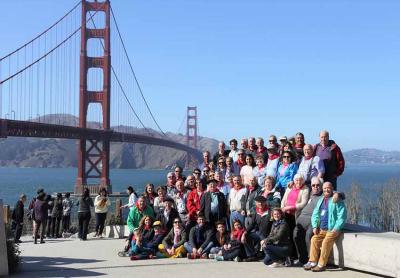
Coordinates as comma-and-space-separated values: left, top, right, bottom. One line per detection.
1, 164, 400, 206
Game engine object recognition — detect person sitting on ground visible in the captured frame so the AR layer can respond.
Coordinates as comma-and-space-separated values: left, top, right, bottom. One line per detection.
215, 219, 247, 262
158, 217, 187, 258
157, 196, 180, 232
129, 220, 165, 260
304, 182, 347, 272
261, 208, 291, 268
185, 214, 214, 259
208, 221, 230, 259
129, 216, 153, 258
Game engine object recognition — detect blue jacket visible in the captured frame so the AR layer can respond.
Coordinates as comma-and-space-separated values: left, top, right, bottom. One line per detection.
276, 162, 298, 190
311, 197, 347, 231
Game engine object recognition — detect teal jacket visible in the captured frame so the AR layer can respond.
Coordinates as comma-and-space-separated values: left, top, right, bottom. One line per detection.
311, 197, 347, 232
127, 205, 155, 232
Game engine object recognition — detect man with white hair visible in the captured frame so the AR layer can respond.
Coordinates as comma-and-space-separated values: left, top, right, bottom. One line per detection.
296, 144, 325, 186
314, 131, 345, 190
213, 141, 230, 165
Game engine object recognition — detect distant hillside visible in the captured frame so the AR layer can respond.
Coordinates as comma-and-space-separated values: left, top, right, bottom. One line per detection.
343, 148, 400, 165
0, 114, 218, 169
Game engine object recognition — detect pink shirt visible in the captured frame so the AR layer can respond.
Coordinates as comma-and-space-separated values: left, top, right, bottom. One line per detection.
286, 187, 301, 214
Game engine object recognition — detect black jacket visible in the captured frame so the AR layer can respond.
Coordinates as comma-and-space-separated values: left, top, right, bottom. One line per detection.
156, 207, 180, 231
162, 227, 187, 249
189, 224, 214, 250
12, 200, 24, 223
200, 191, 227, 222
266, 219, 290, 247
213, 231, 230, 247
246, 210, 271, 238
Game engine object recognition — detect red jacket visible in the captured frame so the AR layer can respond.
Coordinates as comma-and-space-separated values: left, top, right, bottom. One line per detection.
186, 190, 204, 221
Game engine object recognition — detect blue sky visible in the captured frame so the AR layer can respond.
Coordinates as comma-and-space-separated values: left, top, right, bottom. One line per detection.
1, 0, 399, 151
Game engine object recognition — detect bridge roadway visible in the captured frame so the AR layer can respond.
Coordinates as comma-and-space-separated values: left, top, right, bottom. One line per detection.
14, 235, 378, 277
0, 119, 202, 160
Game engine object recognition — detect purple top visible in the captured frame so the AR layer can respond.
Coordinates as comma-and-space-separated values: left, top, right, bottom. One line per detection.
315, 145, 332, 161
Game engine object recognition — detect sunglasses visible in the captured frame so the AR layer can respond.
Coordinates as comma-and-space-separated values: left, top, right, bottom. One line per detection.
283, 156, 290, 158
311, 184, 320, 188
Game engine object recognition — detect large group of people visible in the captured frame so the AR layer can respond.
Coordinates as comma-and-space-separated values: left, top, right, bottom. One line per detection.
11, 130, 347, 272
117, 130, 347, 272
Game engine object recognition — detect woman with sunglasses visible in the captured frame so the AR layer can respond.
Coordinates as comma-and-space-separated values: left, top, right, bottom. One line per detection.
158, 217, 187, 258
276, 151, 299, 194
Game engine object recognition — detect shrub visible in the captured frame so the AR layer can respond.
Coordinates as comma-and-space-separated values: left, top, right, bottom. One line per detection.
5, 224, 21, 273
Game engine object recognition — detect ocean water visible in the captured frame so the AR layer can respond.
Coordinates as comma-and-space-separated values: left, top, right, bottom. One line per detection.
1, 164, 400, 206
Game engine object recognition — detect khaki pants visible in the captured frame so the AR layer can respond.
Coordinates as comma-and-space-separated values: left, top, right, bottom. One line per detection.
158, 244, 186, 258
309, 230, 340, 267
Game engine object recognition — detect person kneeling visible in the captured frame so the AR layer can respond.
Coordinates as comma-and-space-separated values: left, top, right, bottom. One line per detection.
261, 208, 291, 268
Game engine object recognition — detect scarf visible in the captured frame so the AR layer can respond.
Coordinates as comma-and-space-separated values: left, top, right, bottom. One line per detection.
268, 153, 280, 160
256, 205, 268, 216
248, 183, 257, 192
135, 202, 146, 213
173, 227, 182, 245
231, 227, 245, 241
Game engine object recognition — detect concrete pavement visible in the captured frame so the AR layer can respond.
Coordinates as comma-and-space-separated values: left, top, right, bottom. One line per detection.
13, 235, 379, 278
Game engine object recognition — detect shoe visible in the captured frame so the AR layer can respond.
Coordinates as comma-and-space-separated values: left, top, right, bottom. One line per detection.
118, 251, 128, 257
312, 265, 326, 272
233, 256, 242, 262
187, 253, 194, 259
208, 254, 217, 259
40, 240, 45, 244
148, 254, 156, 259
93, 233, 98, 238
267, 262, 284, 268
14, 239, 22, 244
304, 262, 317, 271
284, 257, 292, 267
243, 256, 257, 262
130, 255, 139, 261
215, 255, 224, 261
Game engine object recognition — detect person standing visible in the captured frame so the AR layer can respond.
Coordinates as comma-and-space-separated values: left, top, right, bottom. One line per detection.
314, 131, 345, 190
122, 186, 138, 210
33, 192, 48, 244
62, 192, 73, 233
94, 188, 111, 238
12, 194, 26, 243
77, 188, 94, 241
229, 139, 240, 162
51, 193, 63, 238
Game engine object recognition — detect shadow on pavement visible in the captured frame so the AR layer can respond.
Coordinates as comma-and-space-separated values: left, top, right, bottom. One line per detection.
13, 256, 107, 277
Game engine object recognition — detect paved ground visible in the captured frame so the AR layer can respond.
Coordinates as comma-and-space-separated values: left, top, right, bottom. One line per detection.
13, 235, 379, 277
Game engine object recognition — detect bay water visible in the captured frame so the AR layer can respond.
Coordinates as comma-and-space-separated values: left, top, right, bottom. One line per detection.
1, 164, 400, 206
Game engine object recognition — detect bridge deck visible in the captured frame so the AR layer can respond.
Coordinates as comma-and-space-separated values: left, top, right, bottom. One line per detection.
15, 236, 378, 277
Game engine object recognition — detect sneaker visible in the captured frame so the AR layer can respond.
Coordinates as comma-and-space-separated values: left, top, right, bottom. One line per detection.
233, 256, 242, 262
215, 255, 224, 261
243, 256, 257, 262
118, 251, 128, 257
148, 254, 156, 259
304, 262, 317, 271
208, 254, 217, 259
312, 265, 326, 272
267, 262, 284, 268
284, 257, 292, 267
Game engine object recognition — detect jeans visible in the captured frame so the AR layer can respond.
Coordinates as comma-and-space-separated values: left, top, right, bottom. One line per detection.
51, 216, 62, 237
184, 241, 214, 255
95, 212, 107, 235
62, 214, 71, 232
263, 244, 290, 265
78, 211, 91, 240
244, 231, 262, 257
